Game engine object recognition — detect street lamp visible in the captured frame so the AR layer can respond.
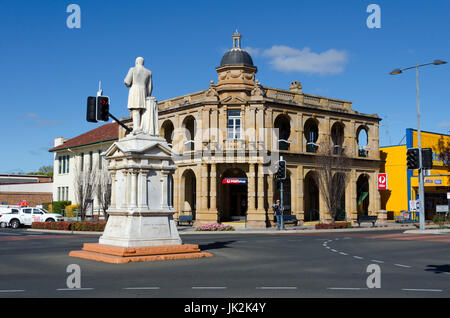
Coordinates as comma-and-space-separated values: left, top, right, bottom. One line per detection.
390, 59, 447, 230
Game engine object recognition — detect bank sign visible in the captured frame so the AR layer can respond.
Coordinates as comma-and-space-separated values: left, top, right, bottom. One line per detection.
222, 178, 247, 184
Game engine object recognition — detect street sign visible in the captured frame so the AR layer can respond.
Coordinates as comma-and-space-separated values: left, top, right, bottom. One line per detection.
409, 200, 420, 211
377, 173, 388, 190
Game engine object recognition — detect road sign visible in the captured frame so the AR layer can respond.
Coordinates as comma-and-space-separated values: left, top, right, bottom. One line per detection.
377, 173, 388, 190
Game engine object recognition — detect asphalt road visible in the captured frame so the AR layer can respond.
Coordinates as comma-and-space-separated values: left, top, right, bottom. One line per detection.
0, 228, 449, 298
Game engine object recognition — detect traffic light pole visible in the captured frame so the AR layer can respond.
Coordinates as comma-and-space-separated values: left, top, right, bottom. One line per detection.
416, 65, 426, 231
280, 156, 284, 217
108, 112, 132, 134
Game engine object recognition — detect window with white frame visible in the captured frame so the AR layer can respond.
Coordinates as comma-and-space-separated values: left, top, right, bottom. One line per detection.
227, 109, 241, 139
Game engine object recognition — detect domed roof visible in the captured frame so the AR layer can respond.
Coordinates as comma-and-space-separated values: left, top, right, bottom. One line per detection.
219, 30, 254, 67
220, 49, 254, 67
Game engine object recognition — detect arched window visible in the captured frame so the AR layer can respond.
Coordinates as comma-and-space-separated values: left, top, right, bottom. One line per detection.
331, 122, 345, 155
182, 116, 196, 151
274, 115, 291, 151
357, 126, 368, 157
160, 120, 174, 147
304, 118, 319, 153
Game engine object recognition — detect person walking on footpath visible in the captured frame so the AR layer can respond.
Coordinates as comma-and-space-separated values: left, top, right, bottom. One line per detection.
272, 200, 285, 230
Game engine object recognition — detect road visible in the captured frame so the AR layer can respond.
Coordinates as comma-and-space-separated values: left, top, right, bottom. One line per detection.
0, 228, 449, 298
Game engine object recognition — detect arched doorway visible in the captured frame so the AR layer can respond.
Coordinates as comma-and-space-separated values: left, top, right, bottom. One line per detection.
220, 168, 248, 222
304, 171, 320, 221
181, 169, 196, 219
357, 174, 370, 217
273, 170, 291, 213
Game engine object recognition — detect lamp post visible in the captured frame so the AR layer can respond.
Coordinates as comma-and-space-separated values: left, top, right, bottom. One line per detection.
390, 59, 447, 230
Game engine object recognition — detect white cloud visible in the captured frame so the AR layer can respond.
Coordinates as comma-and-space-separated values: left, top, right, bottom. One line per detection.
243, 46, 260, 57
261, 45, 348, 75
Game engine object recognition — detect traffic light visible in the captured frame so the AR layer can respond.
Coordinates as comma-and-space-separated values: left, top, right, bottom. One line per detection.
407, 148, 419, 170
86, 96, 110, 123
276, 160, 286, 180
422, 148, 433, 170
96, 96, 110, 121
86, 96, 97, 122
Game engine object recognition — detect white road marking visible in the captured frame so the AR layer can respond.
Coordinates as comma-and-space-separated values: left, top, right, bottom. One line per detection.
327, 287, 368, 290
0, 290, 25, 293
192, 287, 227, 290
339, 252, 348, 256
257, 287, 298, 290
331, 249, 337, 252
394, 264, 412, 268
56, 288, 94, 291
371, 260, 384, 263
123, 287, 160, 290
326, 246, 331, 249
402, 289, 442, 292
353, 256, 364, 260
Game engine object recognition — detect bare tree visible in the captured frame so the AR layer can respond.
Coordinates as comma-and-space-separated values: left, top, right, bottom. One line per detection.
96, 165, 112, 221
73, 162, 98, 221
313, 136, 352, 223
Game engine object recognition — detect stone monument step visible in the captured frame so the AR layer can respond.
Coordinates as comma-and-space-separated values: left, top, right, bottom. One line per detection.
69, 246, 213, 264
81, 243, 202, 257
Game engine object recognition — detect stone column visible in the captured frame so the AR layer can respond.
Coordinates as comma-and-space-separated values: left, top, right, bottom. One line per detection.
130, 170, 138, 208
297, 166, 304, 223
110, 171, 116, 209
210, 163, 217, 212
161, 171, 169, 209
248, 163, 256, 212
257, 164, 264, 213
138, 170, 147, 209
347, 169, 358, 223
125, 169, 131, 208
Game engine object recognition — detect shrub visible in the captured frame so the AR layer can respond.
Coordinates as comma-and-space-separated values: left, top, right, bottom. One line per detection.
51, 201, 71, 214
195, 223, 235, 231
31, 221, 106, 232
315, 222, 352, 230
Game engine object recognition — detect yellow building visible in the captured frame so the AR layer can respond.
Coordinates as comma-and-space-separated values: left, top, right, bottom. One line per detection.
381, 129, 450, 220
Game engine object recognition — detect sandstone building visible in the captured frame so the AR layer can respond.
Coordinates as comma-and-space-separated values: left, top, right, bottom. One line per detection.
117, 31, 384, 228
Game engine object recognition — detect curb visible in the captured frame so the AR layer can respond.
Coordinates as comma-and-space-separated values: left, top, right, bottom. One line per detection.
403, 229, 450, 235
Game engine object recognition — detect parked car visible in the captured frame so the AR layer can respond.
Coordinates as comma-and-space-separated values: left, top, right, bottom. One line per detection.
0, 207, 63, 229
0, 206, 20, 228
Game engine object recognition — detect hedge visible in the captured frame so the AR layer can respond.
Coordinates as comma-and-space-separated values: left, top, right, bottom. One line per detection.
315, 222, 352, 230
31, 221, 105, 232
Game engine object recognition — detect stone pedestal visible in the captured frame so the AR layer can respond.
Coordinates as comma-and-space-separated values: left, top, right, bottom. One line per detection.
70, 133, 212, 263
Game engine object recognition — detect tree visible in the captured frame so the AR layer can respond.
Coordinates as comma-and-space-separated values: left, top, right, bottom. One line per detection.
435, 136, 450, 171
313, 136, 352, 223
27, 165, 53, 178
96, 165, 112, 221
73, 162, 97, 221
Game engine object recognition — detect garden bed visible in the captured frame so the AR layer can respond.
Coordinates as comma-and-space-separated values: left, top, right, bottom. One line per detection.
31, 221, 106, 232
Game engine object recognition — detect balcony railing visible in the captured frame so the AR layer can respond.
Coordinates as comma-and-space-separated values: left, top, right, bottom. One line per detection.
306, 142, 318, 153
278, 139, 290, 151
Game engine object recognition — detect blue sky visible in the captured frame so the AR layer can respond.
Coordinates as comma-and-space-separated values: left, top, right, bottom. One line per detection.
1, 0, 449, 173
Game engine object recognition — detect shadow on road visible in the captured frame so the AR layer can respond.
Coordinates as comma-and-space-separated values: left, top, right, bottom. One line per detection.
425, 264, 450, 274
199, 240, 236, 251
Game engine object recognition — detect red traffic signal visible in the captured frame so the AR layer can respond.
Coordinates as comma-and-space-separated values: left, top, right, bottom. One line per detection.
96, 96, 109, 122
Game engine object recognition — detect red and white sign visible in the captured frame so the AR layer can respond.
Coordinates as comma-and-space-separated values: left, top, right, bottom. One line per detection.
377, 173, 388, 190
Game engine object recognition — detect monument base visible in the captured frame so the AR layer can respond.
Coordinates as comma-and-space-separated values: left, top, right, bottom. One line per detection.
69, 243, 213, 264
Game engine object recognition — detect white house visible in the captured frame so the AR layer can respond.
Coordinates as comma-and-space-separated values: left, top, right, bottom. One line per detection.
49, 122, 118, 211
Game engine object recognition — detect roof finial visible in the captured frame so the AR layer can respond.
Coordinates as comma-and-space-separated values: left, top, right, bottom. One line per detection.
232, 30, 242, 50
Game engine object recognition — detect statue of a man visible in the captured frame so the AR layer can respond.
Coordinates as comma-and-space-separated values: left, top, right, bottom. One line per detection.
124, 57, 153, 134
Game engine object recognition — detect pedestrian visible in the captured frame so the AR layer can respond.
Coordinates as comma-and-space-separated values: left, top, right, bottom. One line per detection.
272, 200, 285, 230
